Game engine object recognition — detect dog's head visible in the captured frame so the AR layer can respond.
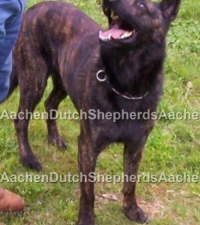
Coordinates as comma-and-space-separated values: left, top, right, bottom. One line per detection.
99, 0, 181, 48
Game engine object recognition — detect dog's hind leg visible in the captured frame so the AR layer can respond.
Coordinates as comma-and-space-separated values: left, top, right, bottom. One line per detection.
122, 141, 149, 224
14, 63, 49, 171
45, 74, 67, 150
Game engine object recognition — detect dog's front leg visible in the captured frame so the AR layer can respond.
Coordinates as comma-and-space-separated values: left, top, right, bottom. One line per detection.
77, 131, 97, 225
123, 141, 149, 224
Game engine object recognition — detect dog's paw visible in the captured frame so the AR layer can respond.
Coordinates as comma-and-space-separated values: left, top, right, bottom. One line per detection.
21, 155, 42, 171
124, 206, 149, 224
77, 212, 95, 225
77, 220, 95, 225
48, 136, 67, 150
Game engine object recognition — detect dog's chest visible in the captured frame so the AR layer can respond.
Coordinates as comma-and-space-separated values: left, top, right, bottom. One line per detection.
90, 116, 153, 150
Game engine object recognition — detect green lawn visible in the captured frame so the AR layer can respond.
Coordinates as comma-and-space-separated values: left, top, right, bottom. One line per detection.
0, 0, 200, 224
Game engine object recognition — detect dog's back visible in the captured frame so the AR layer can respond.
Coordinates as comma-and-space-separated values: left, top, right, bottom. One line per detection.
10, 2, 100, 106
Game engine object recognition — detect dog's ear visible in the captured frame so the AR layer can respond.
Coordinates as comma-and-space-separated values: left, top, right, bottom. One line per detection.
159, 0, 181, 22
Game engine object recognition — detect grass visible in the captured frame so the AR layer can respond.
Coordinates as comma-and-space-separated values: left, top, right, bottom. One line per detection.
0, 0, 200, 224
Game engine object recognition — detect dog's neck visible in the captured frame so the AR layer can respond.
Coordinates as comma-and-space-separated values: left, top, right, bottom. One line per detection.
100, 43, 165, 97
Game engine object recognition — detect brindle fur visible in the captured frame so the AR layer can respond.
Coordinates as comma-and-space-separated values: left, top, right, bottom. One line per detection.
8, 0, 181, 224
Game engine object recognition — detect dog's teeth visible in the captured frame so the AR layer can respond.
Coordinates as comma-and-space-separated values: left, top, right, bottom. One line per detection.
99, 35, 104, 40
111, 11, 116, 19
111, 11, 119, 20
127, 31, 133, 37
99, 34, 110, 41
108, 33, 112, 40
120, 32, 128, 39
120, 31, 133, 39
120, 34, 124, 39
99, 31, 104, 40
99, 31, 108, 41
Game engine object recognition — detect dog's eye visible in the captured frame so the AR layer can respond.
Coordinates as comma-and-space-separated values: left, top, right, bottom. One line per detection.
137, 2, 145, 9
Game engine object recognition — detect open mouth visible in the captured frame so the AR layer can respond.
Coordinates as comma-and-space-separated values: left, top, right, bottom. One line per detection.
99, 9, 138, 43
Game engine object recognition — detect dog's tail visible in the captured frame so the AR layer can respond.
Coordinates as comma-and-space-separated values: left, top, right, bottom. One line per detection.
0, 66, 18, 104
6, 66, 19, 100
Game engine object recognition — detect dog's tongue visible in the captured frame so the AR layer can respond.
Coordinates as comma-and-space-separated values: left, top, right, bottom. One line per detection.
100, 28, 126, 39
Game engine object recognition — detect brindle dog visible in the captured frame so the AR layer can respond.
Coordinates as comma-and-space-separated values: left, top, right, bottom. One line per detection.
8, 0, 181, 224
